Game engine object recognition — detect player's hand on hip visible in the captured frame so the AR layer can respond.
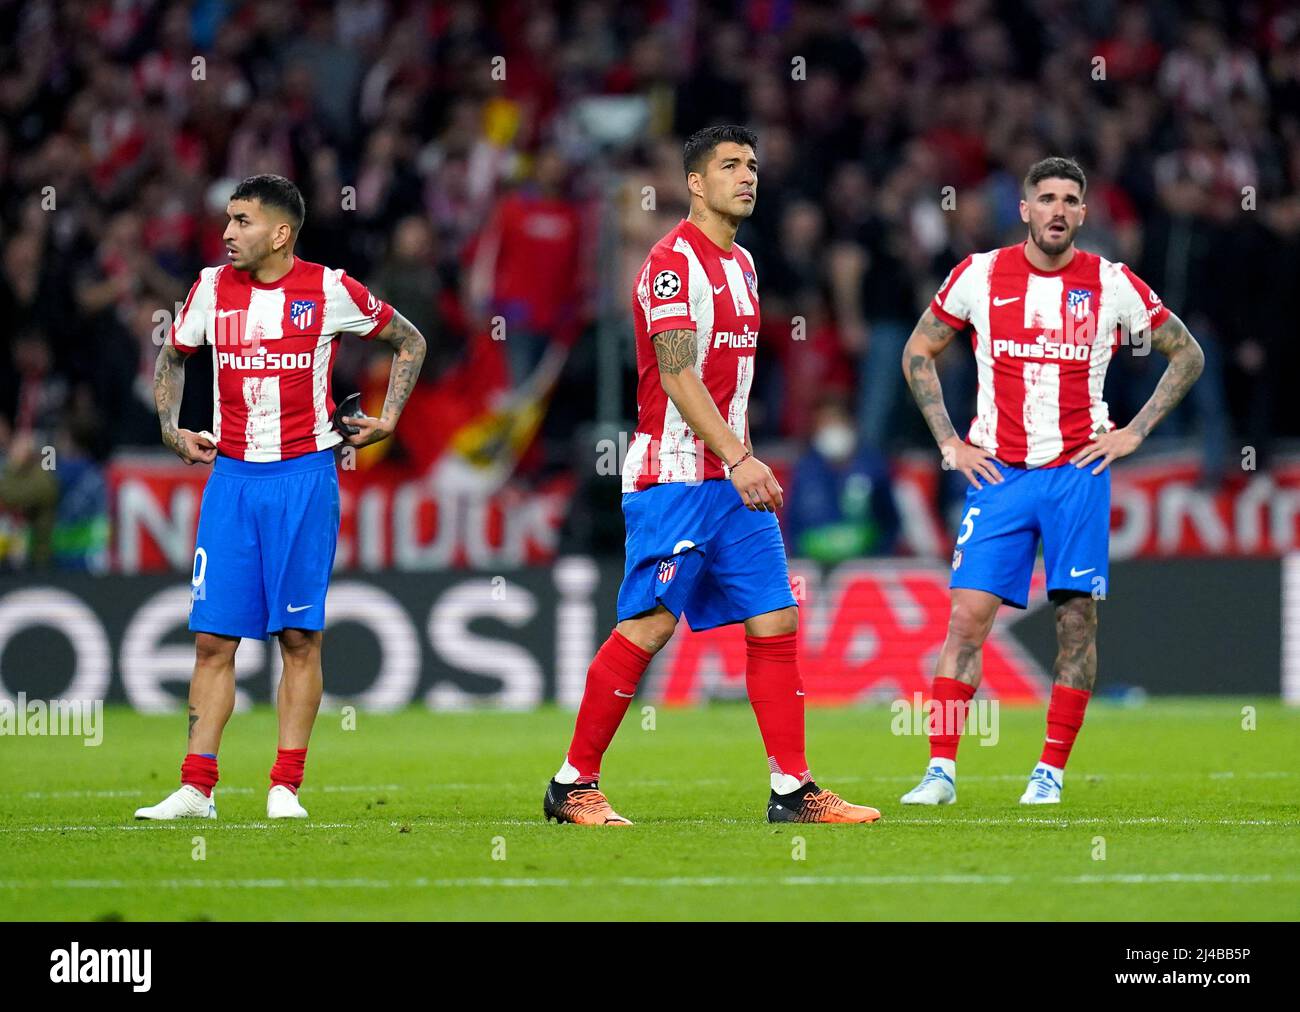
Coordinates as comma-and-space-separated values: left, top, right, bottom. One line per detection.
341, 414, 395, 448
942, 437, 1004, 490
1071, 425, 1142, 475
731, 455, 783, 511
170, 428, 217, 466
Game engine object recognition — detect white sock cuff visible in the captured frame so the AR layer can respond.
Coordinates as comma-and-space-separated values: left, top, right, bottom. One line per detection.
554, 759, 582, 784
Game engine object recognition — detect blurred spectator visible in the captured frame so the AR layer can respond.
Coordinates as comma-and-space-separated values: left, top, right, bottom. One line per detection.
2, 331, 68, 450
50, 395, 110, 573
467, 146, 586, 386
785, 395, 900, 563
0, 429, 59, 570
828, 163, 924, 452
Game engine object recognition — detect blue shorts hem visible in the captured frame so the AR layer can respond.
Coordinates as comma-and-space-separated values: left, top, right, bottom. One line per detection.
188, 620, 267, 641
948, 577, 1027, 610
685, 593, 799, 632
1044, 583, 1104, 599
267, 620, 326, 636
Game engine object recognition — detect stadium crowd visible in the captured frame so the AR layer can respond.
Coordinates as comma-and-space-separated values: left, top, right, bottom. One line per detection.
2, 0, 1299, 569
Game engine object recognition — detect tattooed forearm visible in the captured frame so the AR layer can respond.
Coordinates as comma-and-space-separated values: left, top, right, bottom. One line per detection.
154, 342, 187, 453
1130, 313, 1205, 439
373, 312, 427, 426
1053, 596, 1098, 690
653, 328, 698, 375
906, 354, 958, 446
902, 309, 962, 447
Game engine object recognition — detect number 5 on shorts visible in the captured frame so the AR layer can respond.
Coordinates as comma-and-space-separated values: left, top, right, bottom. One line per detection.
956, 507, 981, 545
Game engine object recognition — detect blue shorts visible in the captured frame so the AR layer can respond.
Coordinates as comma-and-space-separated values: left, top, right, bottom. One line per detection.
617, 479, 798, 631
189, 449, 340, 640
948, 461, 1110, 609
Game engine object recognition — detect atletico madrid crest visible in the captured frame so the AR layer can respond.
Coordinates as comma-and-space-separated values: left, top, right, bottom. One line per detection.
657, 558, 678, 583
951, 548, 963, 571
290, 299, 317, 330
1066, 288, 1092, 321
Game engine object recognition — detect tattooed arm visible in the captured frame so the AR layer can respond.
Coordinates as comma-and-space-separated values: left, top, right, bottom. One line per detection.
901, 308, 1003, 488
343, 311, 428, 447
1071, 311, 1204, 474
154, 341, 216, 465
654, 328, 782, 511
1129, 312, 1205, 437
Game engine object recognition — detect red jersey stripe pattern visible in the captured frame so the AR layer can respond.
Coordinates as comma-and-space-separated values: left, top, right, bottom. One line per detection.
170, 257, 394, 462
929, 242, 1170, 468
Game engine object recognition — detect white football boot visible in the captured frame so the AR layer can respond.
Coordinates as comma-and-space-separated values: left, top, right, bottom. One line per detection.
1019, 763, 1063, 804
134, 784, 217, 820
899, 760, 957, 805
267, 785, 309, 819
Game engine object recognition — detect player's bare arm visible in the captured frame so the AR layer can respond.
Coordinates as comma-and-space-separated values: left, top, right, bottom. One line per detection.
153, 339, 216, 466
653, 327, 782, 512
1071, 311, 1204, 474
902, 308, 1003, 489
342, 310, 428, 448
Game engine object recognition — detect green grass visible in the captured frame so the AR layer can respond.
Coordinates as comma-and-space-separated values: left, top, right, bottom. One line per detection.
1, 700, 1297, 921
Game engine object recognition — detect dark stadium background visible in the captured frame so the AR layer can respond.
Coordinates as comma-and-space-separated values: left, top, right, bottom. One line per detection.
1, 0, 1298, 709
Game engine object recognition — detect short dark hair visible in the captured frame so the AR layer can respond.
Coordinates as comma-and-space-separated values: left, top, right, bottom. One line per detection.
1023, 156, 1086, 197
683, 125, 758, 177
230, 174, 306, 232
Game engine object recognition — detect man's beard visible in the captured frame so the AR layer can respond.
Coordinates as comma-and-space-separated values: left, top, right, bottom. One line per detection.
1031, 220, 1075, 256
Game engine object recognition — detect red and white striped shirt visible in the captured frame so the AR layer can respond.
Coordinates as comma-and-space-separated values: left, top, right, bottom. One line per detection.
624, 219, 760, 492
930, 242, 1170, 469
171, 256, 394, 462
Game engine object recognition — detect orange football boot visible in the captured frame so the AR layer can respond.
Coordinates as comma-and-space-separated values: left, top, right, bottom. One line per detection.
543, 781, 633, 826
768, 786, 881, 824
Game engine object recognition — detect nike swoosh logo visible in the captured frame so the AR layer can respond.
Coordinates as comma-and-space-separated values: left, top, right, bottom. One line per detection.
217, 309, 243, 317
992, 296, 1020, 306
613, 689, 634, 698
1069, 567, 1096, 577
795, 691, 805, 697
1046, 738, 1066, 744
286, 604, 313, 613
713, 284, 726, 294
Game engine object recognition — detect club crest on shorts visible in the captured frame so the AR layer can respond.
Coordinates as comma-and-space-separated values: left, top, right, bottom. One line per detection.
652, 270, 681, 299
657, 557, 678, 583
951, 548, 963, 570
290, 299, 317, 329
1066, 288, 1092, 321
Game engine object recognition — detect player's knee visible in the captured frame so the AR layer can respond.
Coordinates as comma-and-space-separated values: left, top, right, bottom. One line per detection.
279, 628, 320, 658
748, 606, 798, 637
616, 611, 677, 654
194, 633, 238, 666
947, 599, 996, 647
1054, 596, 1097, 648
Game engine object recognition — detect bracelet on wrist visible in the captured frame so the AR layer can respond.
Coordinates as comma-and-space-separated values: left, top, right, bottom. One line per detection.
728, 449, 752, 470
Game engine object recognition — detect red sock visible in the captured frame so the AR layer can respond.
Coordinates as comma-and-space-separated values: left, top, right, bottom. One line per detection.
564, 631, 654, 780
745, 632, 809, 781
180, 754, 218, 797
270, 748, 308, 793
1041, 684, 1091, 768
927, 677, 976, 761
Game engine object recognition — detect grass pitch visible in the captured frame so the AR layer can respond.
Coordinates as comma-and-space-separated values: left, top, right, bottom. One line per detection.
1, 700, 1297, 921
